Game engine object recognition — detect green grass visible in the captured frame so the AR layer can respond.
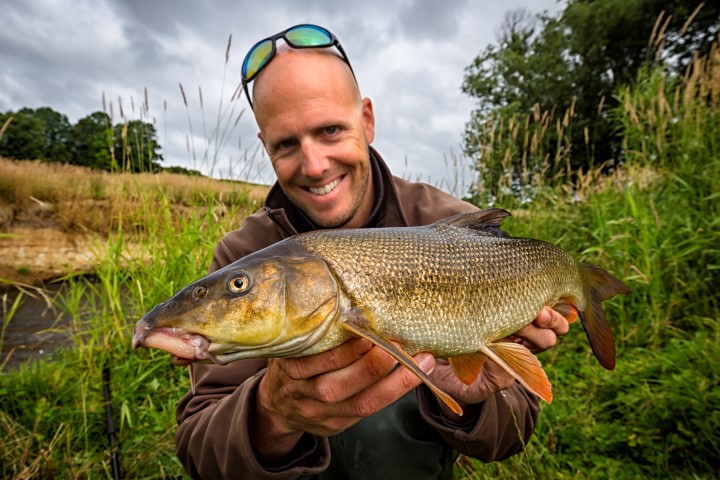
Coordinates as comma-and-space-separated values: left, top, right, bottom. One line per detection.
458, 42, 719, 480
0, 189, 252, 478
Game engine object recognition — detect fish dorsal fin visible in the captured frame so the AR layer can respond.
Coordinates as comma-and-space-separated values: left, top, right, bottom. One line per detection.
339, 307, 464, 416
434, 208, 511, 237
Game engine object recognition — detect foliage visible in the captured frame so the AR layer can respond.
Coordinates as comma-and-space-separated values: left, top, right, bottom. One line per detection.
462, 0, 720, 197
0, 107, 162, 172
0, 184, 259, 478
460, 31, 720, 479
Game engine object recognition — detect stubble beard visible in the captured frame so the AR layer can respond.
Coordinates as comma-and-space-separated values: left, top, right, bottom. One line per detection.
300, 170, 370, 229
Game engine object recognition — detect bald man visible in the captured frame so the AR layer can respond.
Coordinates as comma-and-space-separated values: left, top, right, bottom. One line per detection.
175, 24, 569, 480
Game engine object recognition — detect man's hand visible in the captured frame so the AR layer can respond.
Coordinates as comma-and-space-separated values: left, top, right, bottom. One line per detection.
252, 338, 435, 462
429, 306, 570, 421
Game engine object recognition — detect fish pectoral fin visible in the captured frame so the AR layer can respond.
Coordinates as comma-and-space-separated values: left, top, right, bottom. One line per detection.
552, 301, 579, 324
339, 309, 463, 416
481, 342, 553, 403
448, 352, 488, 385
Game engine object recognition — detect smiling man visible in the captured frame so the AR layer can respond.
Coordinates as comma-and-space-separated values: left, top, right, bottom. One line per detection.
175, 24, 569, 480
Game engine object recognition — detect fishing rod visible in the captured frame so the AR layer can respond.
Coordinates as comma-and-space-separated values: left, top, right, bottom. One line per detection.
103, 364, 122, 480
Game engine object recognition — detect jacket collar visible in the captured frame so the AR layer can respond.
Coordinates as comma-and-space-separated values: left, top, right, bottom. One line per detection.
263, 146, 408, 237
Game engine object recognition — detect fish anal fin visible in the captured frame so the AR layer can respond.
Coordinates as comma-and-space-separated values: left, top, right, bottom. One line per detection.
481, 342, 552, 403
340, 308, 463, 416
448, 352, 488, 385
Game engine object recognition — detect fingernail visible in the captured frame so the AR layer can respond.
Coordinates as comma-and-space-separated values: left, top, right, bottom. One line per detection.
418, 355, 435, 374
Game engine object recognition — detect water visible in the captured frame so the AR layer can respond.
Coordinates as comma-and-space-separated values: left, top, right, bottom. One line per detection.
1, 283, 74, 369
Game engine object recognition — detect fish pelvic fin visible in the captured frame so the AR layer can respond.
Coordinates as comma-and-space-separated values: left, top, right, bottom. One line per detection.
481, 342, 553, 403
448, 352, 488, 385
339, 308, 463, 416
580, 264, 631, 371
435, 208, 511, 237
552, 301, 579, 324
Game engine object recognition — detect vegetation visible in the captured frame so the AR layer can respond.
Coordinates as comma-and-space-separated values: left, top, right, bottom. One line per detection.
0, 107, 163, 173
462, 0, 719, 195
0, 6, 718, 480
0, 166, 262, 478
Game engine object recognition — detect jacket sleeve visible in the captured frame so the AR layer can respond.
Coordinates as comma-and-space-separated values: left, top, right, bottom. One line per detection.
175, 362, 331, 479
416, 383, 539, 461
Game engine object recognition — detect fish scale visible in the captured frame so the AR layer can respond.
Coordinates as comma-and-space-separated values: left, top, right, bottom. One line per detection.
295, 222, 584, 357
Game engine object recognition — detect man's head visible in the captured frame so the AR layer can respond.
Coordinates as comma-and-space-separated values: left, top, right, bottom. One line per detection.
242, 26, 375, 229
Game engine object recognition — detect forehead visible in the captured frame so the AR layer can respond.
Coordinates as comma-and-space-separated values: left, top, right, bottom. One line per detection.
252, 49, 358, 107
252, 49, 361, 132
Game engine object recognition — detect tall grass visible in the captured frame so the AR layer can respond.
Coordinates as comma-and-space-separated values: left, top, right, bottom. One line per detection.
0, 181, 258, 478
460, 34, 720, 479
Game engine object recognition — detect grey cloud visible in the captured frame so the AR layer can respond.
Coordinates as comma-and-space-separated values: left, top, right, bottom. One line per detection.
397, 0, 470, 40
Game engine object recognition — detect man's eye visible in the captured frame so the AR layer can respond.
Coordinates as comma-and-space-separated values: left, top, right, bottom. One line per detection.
276, 139, 296, 150
324, 126, 338, 135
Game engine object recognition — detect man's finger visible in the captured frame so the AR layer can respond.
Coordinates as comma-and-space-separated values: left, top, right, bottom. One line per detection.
331, 353, 435, 418
278, 338, 373, 380
306, 344, 406, 403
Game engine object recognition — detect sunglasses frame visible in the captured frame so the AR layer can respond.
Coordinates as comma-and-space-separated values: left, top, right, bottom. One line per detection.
241, 24, 356, 109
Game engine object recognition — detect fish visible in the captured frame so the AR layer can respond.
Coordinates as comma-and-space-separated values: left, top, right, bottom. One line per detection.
132, 208, 630, 415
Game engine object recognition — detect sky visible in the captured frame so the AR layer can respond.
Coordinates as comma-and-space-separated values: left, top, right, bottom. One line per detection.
1, 0, 562, 196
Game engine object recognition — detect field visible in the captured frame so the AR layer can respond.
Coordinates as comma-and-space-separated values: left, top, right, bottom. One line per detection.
1, 46, 719, 480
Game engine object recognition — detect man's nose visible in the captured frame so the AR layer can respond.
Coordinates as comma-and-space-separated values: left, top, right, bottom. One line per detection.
299, 141, 329, 178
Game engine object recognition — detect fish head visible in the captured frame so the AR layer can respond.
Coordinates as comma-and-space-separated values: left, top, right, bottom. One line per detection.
132, 240, 340, 365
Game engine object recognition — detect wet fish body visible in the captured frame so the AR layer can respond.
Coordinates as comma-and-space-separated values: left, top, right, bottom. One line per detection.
133, 209, 629, 414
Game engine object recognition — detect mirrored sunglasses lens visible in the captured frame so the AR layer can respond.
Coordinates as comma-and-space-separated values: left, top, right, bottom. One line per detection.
243, 39, 273, 79
286, 25, 332, 47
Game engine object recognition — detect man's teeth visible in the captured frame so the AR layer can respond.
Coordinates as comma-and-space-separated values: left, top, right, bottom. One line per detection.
309, 178, 341, 195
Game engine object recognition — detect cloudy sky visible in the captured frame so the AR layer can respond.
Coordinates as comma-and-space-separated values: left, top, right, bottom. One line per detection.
1, 0, 561, 196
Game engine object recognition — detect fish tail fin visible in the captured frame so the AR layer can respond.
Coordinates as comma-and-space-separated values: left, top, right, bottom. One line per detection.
580, 264, 631, 370
481, 342, 553, 403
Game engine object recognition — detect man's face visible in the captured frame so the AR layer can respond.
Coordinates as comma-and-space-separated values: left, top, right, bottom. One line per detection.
253, 49, 375, 229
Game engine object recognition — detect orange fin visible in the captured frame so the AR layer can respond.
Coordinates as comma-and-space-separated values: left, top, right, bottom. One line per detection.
553, 301, 579, 324
481, 342, 552, 403
340, 308, 463, 416
449, 352, 488, 385
580, 264, 631, 370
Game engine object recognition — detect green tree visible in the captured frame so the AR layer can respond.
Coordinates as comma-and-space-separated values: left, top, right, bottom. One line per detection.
462, 0, 720, 200
33, 107, 74, 163
113, 120, 163, 172
74, 111, 114, 169
0, 109, 44, 160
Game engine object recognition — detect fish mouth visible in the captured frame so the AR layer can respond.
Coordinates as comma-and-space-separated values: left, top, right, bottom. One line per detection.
132, 321, 227, 366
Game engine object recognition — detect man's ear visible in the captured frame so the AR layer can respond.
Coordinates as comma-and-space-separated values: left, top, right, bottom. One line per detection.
257, 131, 265, 147
361, 97, 375, 144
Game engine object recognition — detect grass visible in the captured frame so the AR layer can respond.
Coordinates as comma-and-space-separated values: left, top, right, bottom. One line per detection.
1, 29, 718, 480
457, 33, 719, 480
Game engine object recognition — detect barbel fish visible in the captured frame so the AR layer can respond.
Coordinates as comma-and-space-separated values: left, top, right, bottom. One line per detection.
132, 208, 630, 415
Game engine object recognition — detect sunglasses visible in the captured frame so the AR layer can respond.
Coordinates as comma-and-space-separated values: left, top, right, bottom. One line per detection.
241, 24, 356, 109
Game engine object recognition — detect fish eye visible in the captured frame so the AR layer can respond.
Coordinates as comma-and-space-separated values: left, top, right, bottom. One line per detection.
228, 273, 252, 295
193, 285, 208, 298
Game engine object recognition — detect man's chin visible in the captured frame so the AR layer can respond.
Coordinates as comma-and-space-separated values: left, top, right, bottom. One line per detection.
303, 206, 356, 229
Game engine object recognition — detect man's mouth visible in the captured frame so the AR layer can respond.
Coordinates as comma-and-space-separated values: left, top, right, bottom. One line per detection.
308, 177, 342, 196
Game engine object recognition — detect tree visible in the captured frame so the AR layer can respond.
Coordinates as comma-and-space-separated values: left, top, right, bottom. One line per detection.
0, 109, 44, 160
462, 0, 720, 199
113, 120, 163, 172
74, 111, 114, 169
33, 107, 74, 163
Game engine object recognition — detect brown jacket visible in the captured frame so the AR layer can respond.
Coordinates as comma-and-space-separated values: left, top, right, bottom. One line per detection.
175, 148, 539, 479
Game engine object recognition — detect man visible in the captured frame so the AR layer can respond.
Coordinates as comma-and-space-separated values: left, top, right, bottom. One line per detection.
176, 24, 569, 479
